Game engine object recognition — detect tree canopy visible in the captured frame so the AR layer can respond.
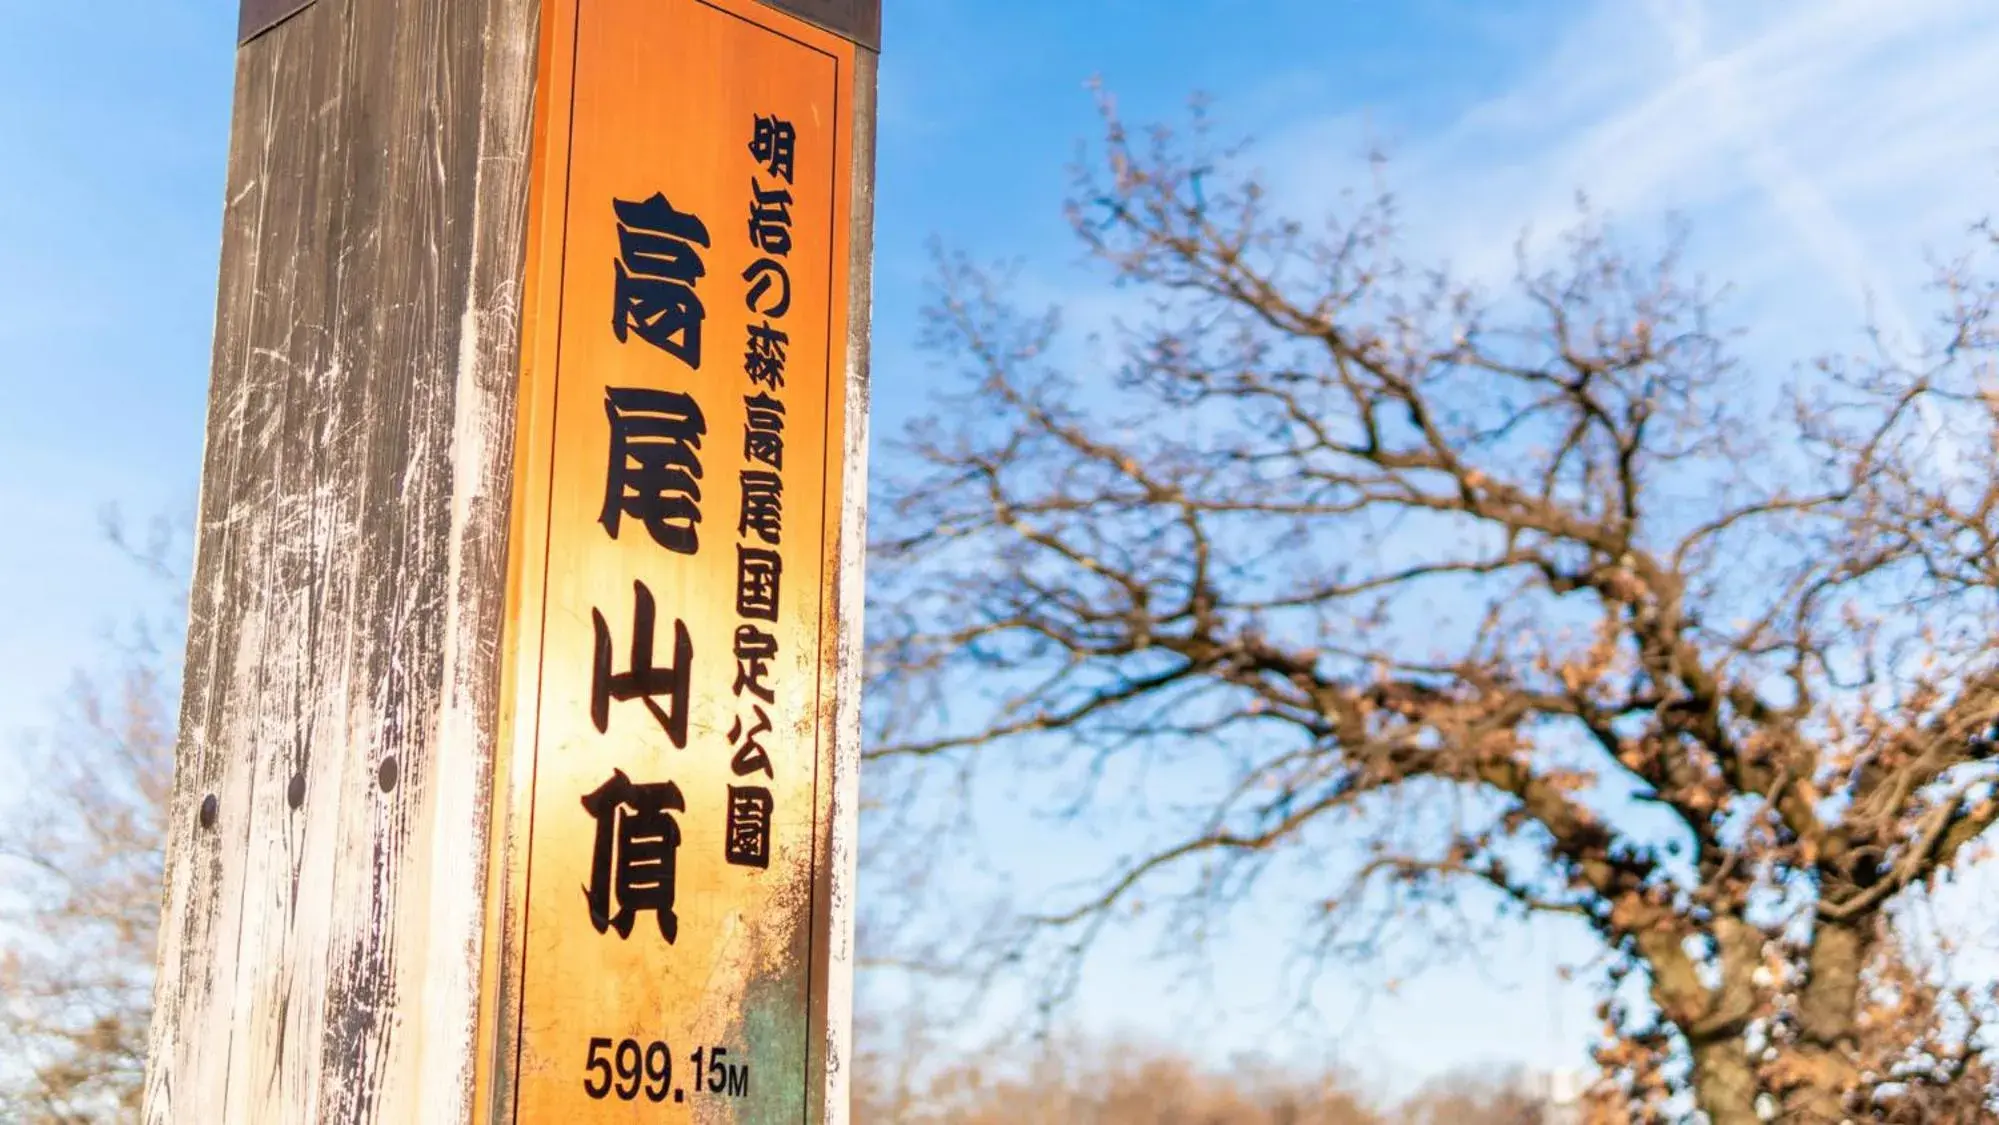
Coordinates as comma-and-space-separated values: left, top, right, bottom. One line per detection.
866, 101, 1999, 1123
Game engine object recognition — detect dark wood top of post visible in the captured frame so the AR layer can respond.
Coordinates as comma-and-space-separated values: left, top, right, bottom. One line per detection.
239, 0, 316, 43
757, 0, 881, 51
246, 1, 878, 52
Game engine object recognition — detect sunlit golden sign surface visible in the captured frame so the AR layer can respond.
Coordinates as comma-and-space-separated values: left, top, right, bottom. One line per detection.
490, 0, 857, 1118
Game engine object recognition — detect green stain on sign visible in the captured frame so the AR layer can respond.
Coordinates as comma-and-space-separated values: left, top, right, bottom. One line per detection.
737, 969, 810, 1125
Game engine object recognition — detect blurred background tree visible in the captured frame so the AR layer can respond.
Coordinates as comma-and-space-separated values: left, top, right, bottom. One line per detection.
851, 1031, 1549, 1123
865, 102, 1999, 1124
0, 518, 179, 1123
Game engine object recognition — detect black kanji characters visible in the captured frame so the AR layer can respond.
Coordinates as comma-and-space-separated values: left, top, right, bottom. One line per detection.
738, 471, 783, 546
732, 624, 778, 704
747, 181, 794, 256
725, 786, 773, 869
582, 769, 686, 942
591, 579, 694, 748
748, 115, 795, 183
743, 393, 785, 470
574, 120, 817, 923
726, 706, 774, 779
600, 387, 706, 554
744, 322, 788, 390
735, 546, 782, 621
742, 258, 791, 318
612, 193, 711, 367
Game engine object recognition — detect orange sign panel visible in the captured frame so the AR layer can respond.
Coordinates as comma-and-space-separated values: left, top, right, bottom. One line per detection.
490, 1, 859, 1119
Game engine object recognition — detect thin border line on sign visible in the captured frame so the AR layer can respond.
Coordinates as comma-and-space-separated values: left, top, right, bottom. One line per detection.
699, 0, 840, 58
507, 0, 583, 1114
507, 0, 845, 1119
803, 41, 844, 1125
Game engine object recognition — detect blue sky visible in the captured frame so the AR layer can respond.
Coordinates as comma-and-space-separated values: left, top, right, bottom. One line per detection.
6, 0, 1999, 1095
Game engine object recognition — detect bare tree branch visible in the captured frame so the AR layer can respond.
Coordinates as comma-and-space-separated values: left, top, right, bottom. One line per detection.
866, 97, 1999, 1124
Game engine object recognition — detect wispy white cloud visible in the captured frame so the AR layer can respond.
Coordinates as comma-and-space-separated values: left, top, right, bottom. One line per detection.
1265, 0, 1999, 360
1645, 0, 1916, 342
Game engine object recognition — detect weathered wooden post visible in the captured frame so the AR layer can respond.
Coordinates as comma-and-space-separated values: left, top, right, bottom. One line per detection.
143, 1, 879, 1121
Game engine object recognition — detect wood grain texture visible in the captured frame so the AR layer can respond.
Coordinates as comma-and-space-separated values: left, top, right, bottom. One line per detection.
815, 44, 878, 1125
143, 0, 541, 1120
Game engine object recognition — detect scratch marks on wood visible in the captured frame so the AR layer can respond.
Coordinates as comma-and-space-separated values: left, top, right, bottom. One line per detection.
143, 0, 541, 1121
816, 44, 878, 1125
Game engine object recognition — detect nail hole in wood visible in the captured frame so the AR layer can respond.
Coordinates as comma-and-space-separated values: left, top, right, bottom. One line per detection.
287, 772, 306, 809
199, 793, 219, 831
378, 756, 399, 793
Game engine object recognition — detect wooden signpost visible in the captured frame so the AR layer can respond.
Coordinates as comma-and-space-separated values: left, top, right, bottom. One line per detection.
143, 2, 878, 1122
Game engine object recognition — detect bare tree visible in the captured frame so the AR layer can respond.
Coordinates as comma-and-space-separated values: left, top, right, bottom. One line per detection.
853, 1033, 1543, 1124
867, 99, 1999, 1124
1580, 919, 1995, 1122
0, 520, 179, 1123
